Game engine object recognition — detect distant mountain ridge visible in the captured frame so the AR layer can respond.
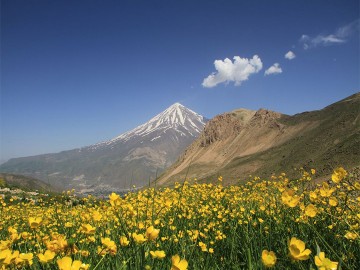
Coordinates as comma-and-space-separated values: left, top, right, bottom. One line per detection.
156, 92, 360, 185
0, 103, 206, 193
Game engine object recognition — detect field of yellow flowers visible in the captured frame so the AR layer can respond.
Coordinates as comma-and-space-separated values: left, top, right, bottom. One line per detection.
0, 167, 359, 269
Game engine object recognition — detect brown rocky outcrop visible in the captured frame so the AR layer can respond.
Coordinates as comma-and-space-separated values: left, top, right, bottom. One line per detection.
200, 113, 242, 146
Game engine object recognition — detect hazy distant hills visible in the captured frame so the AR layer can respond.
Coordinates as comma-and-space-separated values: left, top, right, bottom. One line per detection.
0, 173, 56, 192
156, 92, 360, 185
0, 103, 206, 193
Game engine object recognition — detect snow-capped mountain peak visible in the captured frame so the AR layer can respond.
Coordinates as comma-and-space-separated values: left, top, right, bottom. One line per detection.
147, 102, 203, 128
92, 103, 206, 148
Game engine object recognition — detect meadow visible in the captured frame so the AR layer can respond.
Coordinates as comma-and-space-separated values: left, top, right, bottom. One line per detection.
0, 167, 359, 269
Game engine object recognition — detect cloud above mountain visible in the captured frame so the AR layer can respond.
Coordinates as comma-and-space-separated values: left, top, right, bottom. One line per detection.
265, 63, 282, 76
300, 19, 359, 49
202, 55, 263, 88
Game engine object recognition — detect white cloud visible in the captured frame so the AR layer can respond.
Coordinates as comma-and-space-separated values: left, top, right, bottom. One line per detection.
300, 19, 359, 49
285, 51, 296, 60
202, 55, 263, 88
265, 63, 282, 76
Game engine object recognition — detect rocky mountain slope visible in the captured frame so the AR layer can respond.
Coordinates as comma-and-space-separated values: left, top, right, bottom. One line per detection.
156, 92, 360, 185
0, 103, 206, 193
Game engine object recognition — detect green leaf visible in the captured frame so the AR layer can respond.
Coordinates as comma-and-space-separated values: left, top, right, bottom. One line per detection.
315, 240, 321, 256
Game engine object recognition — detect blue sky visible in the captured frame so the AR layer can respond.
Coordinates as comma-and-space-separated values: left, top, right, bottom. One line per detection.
1, 0, 359, 162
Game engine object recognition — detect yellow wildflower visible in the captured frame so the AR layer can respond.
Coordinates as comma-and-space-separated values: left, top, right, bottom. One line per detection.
331, 167, 347, 183
109, 192, 121, 207
149, 250, 166, 259
319, 182, 336, 197
171, 254, 188, 270
10, 232, 20, 242
305, 204, 317, 217
261, 250, 277, 268
0, 249, 12, 264
198, 241, 207, 252
309, 191, 317, 201
0, 240, 11, 251
120, 236, 130, 246
314, 252, 338, 270
354, 181, 360, 190
80, 263, 90, 270
28, 217, 42, 229
0, 249, 18, 266
344, 231, 358, 240
146, 226, 160, 241
282, 190, 300, 207
15, 252, 34, 266
80, 224, 96, 235
288, 237, 311, 261
45, 235, 68, 253
8, 227, 17, 235
92, 211, 102, 222
21, 232, 30, 240
38, 250, 55, 263
101, 237, 117, 255
57, 256, 83, 270
132, 233, 147, 244
80, 250, 90, 257
328, 197, 338, 207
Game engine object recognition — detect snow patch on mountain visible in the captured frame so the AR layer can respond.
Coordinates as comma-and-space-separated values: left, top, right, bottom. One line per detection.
151, 136, 161, 142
